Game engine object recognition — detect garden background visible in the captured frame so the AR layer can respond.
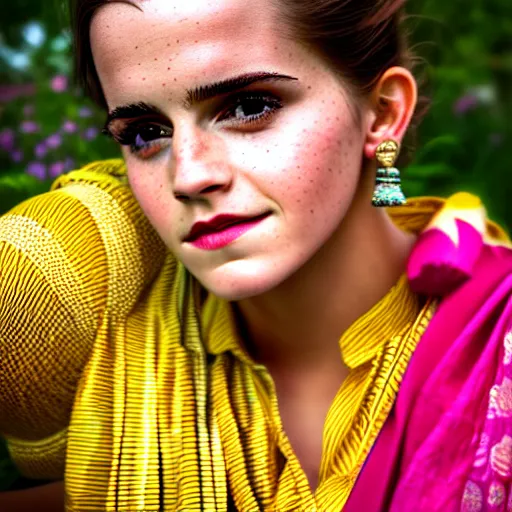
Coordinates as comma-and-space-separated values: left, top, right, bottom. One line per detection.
1, 0, 511, 493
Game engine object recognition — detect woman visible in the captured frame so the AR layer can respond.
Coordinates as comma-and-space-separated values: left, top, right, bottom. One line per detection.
0, 0, 511, 510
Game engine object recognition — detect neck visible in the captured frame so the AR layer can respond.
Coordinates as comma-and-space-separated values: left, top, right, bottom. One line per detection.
234, 166, 416, 371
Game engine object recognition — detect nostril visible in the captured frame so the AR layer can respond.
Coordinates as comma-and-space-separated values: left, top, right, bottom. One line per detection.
201, 184, 223, 194
174, 192, 190, 201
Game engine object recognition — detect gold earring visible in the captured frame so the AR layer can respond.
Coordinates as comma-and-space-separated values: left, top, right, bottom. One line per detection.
371, 140, 407, 207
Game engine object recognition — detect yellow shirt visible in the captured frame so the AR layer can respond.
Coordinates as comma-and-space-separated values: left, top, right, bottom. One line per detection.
202, 275, 434, 510
0, 159, 438, 510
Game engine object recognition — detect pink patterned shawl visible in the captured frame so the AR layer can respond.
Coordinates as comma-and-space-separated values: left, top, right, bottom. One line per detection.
345, 194, 512, 511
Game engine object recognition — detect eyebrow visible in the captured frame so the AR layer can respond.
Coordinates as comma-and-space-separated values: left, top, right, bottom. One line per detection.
105, 71, 298, 126
185, 71, 298, 107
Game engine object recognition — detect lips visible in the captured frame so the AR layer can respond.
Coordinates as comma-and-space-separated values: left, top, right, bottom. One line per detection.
184, 212, 270, 242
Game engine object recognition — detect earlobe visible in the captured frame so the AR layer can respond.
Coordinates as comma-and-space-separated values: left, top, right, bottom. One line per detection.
363, 67, 418, 160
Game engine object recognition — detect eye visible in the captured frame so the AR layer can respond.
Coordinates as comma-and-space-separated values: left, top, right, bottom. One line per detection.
218, 93, 283, 126
118, 123, 173, 160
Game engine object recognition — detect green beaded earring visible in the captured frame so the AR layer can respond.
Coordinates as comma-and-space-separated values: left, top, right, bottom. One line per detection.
371, 140, 407, 207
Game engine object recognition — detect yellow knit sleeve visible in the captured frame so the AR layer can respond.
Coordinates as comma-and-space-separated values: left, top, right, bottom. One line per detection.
0, 159, 166, 479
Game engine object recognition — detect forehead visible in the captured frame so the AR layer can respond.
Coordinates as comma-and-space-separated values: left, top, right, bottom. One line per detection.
90, 0, 297, 105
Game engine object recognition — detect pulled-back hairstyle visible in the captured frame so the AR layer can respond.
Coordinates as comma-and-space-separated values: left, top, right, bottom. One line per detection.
70, 0, 427, 154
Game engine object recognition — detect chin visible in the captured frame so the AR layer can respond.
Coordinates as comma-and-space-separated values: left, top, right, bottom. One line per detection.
191, 260, 290, 302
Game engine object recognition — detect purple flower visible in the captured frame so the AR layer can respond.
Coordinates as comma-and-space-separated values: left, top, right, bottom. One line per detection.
0, 83, 36, 102
453, 94, 479, 116
20, 120, 40, 134
83, 127, 99, 141
23, 104, 35, 117
78, 106, 93, 118
10, 150, 24, 163
62, 120, 78, 133
49, 161, 66, 178
46, 133, 63, 149
50, 75, 68, 93
0, 129, 15, 151
34, 142, 48, 159
63, 157, 75, 172
26, 161, 46, 180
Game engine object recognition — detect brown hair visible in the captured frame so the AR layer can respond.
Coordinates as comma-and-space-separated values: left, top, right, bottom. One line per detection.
71, 0, 427, 153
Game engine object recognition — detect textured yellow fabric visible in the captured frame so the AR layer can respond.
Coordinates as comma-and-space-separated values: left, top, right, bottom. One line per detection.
0, 159, 502, 511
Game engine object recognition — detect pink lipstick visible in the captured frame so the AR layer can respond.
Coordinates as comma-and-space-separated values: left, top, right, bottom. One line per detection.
185, 213, 270, 250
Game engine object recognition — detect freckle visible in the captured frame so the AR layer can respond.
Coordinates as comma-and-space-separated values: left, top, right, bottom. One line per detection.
328, 167, 332, 173
307, 86, 312, 90
167, 43, 170, 47
135, 46, 138, 49
174, 78, 177, 81
162, 83, 166, 86
196, 21, 200, 25
154, 57, 158, 61
168, 67, 171, 70
138, 63, 141, 66
176, 39, 180, 43
310, 209, 314, 214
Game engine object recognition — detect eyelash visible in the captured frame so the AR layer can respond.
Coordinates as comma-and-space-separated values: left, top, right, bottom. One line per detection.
113, 92, 283, 161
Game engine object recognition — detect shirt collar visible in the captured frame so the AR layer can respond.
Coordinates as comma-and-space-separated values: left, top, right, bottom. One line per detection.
339, 273, 420, 369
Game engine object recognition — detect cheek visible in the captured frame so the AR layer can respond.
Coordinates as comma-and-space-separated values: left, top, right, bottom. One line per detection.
272, 121, 361, 214
128, 165, 178, 239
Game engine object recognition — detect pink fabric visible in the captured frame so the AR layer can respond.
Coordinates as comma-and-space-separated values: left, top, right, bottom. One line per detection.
408, 219, 484, 296
345, 226, 512, 511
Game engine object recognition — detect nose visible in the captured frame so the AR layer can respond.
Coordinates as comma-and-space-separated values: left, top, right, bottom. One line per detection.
172, 127, 233, 201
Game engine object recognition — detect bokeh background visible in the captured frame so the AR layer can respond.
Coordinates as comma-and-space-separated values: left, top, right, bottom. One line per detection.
0, 0, 511, 493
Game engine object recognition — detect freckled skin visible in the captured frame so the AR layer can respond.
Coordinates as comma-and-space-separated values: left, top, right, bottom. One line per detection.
90, 0, 409, 303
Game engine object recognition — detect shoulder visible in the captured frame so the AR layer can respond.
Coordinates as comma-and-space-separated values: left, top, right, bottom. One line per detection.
50, 158, 168, 291
406, 192, 511, 297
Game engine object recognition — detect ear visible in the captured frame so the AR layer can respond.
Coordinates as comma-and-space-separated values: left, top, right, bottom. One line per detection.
363, 67, 418, 160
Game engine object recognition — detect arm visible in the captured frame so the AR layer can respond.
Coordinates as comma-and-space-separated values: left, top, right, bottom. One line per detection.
0, 178, 111, 478
0, 481, 64, 512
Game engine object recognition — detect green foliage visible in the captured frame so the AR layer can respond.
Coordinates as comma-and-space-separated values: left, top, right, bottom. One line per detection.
0, 0, 511, 493
403, 0, 512, 229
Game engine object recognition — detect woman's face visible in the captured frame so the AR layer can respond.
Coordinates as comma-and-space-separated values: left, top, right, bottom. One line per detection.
91, 0, 374, 300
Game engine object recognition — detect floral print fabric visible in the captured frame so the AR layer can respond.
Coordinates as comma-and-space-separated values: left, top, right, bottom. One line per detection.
462, 331, 512, 511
